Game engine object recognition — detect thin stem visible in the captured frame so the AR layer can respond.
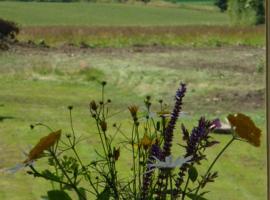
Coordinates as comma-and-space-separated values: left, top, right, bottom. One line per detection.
51, 151, 87, 200
131, 124, 137, 196
194, 137, 235, 199
135, 124, 142, 191
71, 146, 98, 195
33, 123, 54, 132
181, 175, 190, 200
69, 109, 76, 145
29, 165, 73, 187
169, 173, 173, 200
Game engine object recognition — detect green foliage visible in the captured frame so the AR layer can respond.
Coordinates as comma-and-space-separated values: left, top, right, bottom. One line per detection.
214, 0, 227, 12
188, 166, 198, 182
256, 58, 265, 73
228, 0, 265, 25
47, 190, 72, 200
0, 18, 19, 50
0, 18, 19, 40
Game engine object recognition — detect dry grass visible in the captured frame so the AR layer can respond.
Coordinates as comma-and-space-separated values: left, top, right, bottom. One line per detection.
18, 25, 265, 47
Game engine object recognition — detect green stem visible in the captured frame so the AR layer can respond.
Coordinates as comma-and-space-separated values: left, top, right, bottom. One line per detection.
71, 146, 98, 195
135, 124, 142, 191
29, 165, 73, 187
51, 151, 87, 200
131, 124, 137, 196
169, 173, 173, 200
194, 137, 235, 199
182, 176, 190, 200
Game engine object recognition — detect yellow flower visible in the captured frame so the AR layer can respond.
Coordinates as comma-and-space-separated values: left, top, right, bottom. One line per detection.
136, 134, 157, 151
227, 113, 261, 147
23, 130, 61, 164
128, 105, 139, 120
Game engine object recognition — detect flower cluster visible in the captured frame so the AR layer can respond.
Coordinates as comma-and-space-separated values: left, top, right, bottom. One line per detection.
162, 83, 186, 157
6, 82, 261, 200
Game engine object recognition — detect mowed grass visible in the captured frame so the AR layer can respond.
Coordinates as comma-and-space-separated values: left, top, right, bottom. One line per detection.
0, 46, 266, 199
0, 2, 229, 26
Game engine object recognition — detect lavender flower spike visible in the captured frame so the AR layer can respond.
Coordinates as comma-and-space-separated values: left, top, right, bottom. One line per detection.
141, 144, 162, 200
163, 83, 186, 157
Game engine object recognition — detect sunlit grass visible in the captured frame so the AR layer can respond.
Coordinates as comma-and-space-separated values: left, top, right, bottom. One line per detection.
0, 2, 229, 26
0, 46, 266, 199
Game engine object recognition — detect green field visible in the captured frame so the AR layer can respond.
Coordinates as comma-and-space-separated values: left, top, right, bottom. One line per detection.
0, 2, 228, 26
0, 45, 266, 200
0, 2, 265, 48
0, 1, 267, 200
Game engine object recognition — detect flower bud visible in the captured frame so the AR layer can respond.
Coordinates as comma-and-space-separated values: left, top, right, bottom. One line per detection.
100, 120, 107, 132
89, 100, 98, 111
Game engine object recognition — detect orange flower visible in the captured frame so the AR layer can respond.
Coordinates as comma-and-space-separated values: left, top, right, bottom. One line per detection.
23, 130, 61, 164
128, 105, 139, 120
227, 113, 261, 147
137, 134, 158, 151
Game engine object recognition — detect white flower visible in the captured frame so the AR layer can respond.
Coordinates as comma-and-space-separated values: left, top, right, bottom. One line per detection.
145, 155, 192, 174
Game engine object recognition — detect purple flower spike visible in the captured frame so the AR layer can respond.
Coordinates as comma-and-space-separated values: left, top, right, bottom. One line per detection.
141, 144, 162, 200
163, 83, 186, 157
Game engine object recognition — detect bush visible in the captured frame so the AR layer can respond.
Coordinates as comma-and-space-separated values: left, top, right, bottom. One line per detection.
0, 18, 19, 40
214, 0, 228, 12
228, 0, 265, 25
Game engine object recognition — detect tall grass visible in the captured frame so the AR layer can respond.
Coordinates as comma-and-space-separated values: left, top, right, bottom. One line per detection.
17, 25, 265, 47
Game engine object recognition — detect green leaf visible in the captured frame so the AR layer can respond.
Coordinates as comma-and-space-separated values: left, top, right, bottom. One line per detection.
42, 170, 60, 182
186, 193, 208, 200
47, 190, 72, 200
97, 186, 111, 200
78, 187, 87, 200
188, 166, 198, 182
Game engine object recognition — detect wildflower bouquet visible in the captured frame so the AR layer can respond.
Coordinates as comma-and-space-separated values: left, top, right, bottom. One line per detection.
7, 82, 261, 200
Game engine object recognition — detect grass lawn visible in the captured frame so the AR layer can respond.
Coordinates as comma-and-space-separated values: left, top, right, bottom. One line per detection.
0, 1, 266, 199
0, 45, 266, 199
0, 2, 229, 26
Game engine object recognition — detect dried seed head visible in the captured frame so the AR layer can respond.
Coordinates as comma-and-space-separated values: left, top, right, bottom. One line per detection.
101, 81, 107, 86
89, 100, 98, 111
113, 147, 120, 161
128, 105, 139, 120
100, 121, 107, 132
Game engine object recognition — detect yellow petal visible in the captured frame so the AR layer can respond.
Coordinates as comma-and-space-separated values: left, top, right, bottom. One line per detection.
227, 113, 261, 147
24, 130, 61, 163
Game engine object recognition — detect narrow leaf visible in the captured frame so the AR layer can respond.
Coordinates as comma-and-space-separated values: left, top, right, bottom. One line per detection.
47, 190, 72, 200
188, 166, 198, 182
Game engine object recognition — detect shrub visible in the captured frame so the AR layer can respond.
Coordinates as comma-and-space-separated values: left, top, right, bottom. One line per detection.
0, 18, 19, 40
228, 0, 265, 25
214, 0, 228, 12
